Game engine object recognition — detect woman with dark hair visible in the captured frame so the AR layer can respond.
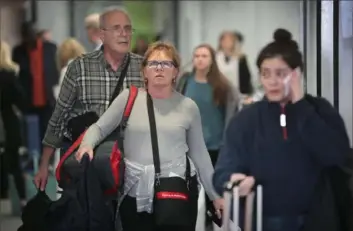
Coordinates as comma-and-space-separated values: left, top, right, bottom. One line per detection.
177, 44, 238, 230
213, 29, 351, 231
216, 31, 253, 101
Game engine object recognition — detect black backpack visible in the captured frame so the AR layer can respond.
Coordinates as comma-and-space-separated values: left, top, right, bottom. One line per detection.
18, 154, 115, 231
305, 95, 353, 231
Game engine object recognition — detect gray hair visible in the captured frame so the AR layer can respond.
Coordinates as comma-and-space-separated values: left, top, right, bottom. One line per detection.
99, 6, 131, 28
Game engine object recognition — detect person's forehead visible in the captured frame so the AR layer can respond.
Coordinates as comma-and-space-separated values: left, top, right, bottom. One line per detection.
148, 50, 172, 61
261, 57, 288, 68
104, 11, 131, 27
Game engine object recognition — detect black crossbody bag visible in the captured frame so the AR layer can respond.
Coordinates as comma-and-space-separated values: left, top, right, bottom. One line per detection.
67, 54, 131, 141
146, 93, 198, 227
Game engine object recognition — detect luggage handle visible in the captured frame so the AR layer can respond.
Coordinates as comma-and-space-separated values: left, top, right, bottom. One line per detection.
222, 180, 263, 231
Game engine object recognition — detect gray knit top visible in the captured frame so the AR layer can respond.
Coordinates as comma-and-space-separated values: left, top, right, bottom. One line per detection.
81, 88, 220, 212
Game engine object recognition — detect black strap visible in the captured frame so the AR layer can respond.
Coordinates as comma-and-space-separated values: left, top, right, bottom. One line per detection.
109, 54, 131, 105
146, 93, 191, 180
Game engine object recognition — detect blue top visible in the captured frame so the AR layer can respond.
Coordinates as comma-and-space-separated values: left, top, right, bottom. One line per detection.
213, 96, 350, 216
184, 76, 225, 151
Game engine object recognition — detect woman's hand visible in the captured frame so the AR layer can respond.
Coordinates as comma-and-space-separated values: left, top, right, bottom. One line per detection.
290, 68, 304, 103
75, 146, 94, 162
213, 198, 224, 218
230, 173, 255, 196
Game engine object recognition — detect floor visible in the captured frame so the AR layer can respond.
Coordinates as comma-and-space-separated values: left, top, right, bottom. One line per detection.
0, 200, 22, 231
0, 172, 58, 231
0, 187, 223, 231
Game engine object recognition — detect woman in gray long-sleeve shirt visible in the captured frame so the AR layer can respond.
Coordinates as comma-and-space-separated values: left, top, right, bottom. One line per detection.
76, 41, 223, 231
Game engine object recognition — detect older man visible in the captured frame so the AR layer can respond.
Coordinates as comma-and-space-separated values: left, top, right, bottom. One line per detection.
34, 6, 144, 190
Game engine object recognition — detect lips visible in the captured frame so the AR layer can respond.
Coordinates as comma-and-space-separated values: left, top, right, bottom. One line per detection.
269, 90, 280, 94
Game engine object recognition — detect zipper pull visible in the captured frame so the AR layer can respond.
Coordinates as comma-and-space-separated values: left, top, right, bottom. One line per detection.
280, 113, 286, 127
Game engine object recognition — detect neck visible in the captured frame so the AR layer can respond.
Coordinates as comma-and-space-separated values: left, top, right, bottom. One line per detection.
194, 69, 208, 82
148, 85, 173, 99
104, 49, 126, 71
94, 39, 102, 46
223, 49, 234, 57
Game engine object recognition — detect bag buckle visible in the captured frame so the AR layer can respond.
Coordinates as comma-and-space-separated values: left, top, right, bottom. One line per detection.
155, 173, 161, 186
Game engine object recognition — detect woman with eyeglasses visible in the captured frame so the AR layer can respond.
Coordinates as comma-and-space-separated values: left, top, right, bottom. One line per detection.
76, 41, 223, 231
213, 29, 351, 231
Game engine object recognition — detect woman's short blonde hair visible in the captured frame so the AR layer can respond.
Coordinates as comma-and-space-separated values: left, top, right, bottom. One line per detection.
0, 40, 19, 73
57, 38, 86, 69
141, 41, 181, 70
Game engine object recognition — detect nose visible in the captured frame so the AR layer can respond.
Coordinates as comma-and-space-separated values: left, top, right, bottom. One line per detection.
155, 63, 164, 71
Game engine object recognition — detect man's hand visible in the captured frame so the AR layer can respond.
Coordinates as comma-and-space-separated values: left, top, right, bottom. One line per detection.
33, 146, 55, 191
34, 164, 49, 191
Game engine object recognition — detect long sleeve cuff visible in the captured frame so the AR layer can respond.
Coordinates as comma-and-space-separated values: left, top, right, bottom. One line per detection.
42, 131, 63, 149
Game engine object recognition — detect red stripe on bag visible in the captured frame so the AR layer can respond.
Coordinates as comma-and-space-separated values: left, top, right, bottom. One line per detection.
106, 85, 138, 194
124, 86, 138, 117
56, 86, 138, 190
55, 131, 87, 181
156, 192, 189, 201
105, 141, 121, 195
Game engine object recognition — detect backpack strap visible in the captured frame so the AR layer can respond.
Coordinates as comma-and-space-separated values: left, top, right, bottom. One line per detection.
55, 85, 139, 182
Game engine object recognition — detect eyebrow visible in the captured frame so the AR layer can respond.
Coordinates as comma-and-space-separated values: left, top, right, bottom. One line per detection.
109, 24, 132, 27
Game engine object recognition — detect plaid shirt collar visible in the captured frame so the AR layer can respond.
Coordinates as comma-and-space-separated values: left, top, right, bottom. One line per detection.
97, 46, 130, 72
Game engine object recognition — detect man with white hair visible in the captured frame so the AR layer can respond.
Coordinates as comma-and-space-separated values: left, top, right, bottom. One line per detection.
34, 6, 144, 190
85, 13, 102, 50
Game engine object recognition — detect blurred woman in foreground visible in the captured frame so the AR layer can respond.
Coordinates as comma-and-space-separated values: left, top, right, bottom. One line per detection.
213, 29, 351, 231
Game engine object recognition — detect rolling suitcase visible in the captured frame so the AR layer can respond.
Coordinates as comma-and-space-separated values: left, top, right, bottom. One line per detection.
222, 182, 263, 231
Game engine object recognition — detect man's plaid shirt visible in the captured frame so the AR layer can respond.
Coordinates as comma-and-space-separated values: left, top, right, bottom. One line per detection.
43, 49, 144, 148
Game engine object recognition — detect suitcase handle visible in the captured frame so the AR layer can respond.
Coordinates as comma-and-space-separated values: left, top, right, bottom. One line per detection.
222, 181, 263, 231
224, 181, 241, 192
223, 179, 260, 192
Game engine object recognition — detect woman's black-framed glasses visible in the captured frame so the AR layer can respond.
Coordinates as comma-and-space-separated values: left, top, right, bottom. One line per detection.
147, 61, 175, 69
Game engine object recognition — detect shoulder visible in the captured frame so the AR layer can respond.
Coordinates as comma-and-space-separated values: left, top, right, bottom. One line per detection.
12, 43, 24, 51
43, 41, 57, 49
129, 52, 143, 64
230, 101, 262, 128
120, 88, 131, 98
78, 49, 100, 61
304, 94, 336, 112
67, 50, 96, 70
176, 94, 200, 116
122, 87, 146, 100
176, 72, 192, 93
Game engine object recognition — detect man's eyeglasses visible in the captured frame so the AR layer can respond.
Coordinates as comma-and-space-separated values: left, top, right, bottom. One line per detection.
101, 25, 135, 35
146, 61, 174, 69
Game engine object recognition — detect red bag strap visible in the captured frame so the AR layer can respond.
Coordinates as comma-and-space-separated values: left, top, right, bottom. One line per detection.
55, 86, 139, 181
